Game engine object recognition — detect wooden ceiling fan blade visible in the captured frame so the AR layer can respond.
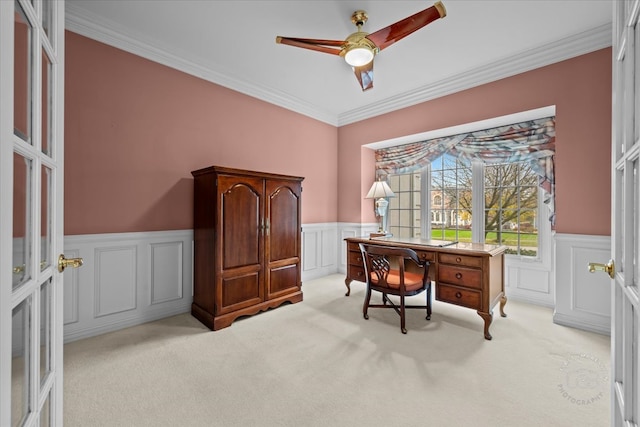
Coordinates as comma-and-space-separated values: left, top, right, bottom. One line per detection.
276, 36, 343, 56
353, 61, 374, 91
366, 1, 446, 51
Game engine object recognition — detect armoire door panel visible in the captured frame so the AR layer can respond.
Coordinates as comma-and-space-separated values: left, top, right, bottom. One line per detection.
219, 176, 263, 270
266, 181, 301, 262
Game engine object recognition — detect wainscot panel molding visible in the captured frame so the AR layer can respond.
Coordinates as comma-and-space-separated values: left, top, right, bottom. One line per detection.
554, 233, 611, 335
301, 223, 341, 281
63, 230, 194, 343
503, 223, 555, 308
65, 225, 345, 341
62, 227, 609, 341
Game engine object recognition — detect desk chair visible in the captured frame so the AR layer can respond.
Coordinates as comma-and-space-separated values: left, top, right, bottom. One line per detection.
359, 243, 432, 334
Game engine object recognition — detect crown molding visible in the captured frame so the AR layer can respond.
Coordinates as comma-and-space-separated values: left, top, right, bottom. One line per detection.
65, 4, 611, 128
65, 3, 337, 125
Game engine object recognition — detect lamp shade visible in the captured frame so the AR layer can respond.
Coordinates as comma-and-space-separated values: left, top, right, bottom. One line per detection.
366, 180, 395, 199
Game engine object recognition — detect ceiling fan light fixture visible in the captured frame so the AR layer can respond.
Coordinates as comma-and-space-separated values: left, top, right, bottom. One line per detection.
344, 46, 374, 67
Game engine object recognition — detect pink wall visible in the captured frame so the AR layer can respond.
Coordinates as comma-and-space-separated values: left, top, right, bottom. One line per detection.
65, 30, 611, 237
338, 48, 612, 236
64, 32, 338, 235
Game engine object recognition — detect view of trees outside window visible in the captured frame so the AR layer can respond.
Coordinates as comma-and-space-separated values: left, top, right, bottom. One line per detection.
431, 154, 472, 242
483, 162, 538, 256
387, 153, 539, 257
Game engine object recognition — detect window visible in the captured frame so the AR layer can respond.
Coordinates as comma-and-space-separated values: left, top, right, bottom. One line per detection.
387, 153, 542, 258
388, 173, 421, 238
484, 162, 538, 256
430, 153, 473, 243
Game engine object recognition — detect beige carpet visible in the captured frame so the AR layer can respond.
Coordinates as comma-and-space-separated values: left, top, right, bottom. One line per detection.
64, 274, 610, 426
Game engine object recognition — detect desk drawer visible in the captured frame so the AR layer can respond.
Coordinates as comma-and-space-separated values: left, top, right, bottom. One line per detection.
348, 250, 364, 266
347, 242, 360, 252
348, 265, 366, 282
438, 253, 483, 268
415, 250, 436, 264
437, 284, 481, 309
438, 265, 482, 289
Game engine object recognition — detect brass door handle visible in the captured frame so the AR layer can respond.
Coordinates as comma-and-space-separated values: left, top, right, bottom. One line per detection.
588, 259, 615, 279
58, 254, 83, 273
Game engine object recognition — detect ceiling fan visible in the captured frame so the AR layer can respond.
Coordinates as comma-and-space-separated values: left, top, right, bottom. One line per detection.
276, 1, 446, 92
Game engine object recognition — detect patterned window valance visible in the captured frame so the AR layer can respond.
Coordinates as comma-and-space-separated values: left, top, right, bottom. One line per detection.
374, 116, 556, 225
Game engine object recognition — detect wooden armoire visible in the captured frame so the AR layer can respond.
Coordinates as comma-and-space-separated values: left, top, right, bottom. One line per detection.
191, 166, 304, 330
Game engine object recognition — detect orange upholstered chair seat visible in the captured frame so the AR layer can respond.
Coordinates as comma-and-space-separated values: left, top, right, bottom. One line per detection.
370, 270, 425, 292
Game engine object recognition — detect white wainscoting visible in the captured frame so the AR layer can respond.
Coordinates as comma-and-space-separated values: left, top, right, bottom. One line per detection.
63, 230, 194, 343
63, 226, 607, 341
64, 225, 347, 341
503, 226, 555, 307
300, 223, 340, 281
554, 233, 611, 335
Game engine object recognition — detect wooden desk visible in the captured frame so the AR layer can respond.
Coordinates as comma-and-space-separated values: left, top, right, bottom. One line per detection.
345, 236, 507, 340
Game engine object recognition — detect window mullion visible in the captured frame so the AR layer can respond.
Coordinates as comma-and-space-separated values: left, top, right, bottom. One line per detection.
421, 166, 430, 239
471, 160, 484, 242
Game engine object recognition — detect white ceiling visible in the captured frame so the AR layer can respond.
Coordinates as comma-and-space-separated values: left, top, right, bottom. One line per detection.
65, 0, 613, 126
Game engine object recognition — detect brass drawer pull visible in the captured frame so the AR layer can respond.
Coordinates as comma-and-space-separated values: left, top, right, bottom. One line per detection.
455, 292, 462, 298
357, 271, 363, 277
357, 256, 362, 262
456, 272, 462, 279
456, 257, 462, 263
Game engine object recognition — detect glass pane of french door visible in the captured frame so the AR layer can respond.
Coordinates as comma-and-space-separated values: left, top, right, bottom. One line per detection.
12, 296, 32, 426
14, 0, 32, 144
41, 49, 51, 156
39, 279, 52, 385
40, 165, 51, 271
13, 152, 31, 290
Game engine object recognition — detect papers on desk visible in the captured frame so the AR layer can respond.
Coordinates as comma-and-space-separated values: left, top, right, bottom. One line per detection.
423, 240, 458, 247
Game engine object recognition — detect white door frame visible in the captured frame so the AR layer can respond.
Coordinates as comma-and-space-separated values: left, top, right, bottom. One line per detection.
0, 0, 66, 425
610, 0, 640, 425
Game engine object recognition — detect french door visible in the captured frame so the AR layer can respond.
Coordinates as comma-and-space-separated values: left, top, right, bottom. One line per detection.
610, 0, 640, 424
1, 1, 67, 426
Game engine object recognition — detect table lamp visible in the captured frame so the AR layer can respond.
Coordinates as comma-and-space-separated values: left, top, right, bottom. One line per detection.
366, 179, 395, 233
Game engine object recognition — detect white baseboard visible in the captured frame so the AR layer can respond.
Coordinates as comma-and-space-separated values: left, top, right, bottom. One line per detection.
553, 312, 610, 336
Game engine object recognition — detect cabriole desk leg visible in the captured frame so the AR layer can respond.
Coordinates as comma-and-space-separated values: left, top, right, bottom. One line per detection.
345, 278, 352, 296
499, 295, 508, 318
477, 311, 493, 340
